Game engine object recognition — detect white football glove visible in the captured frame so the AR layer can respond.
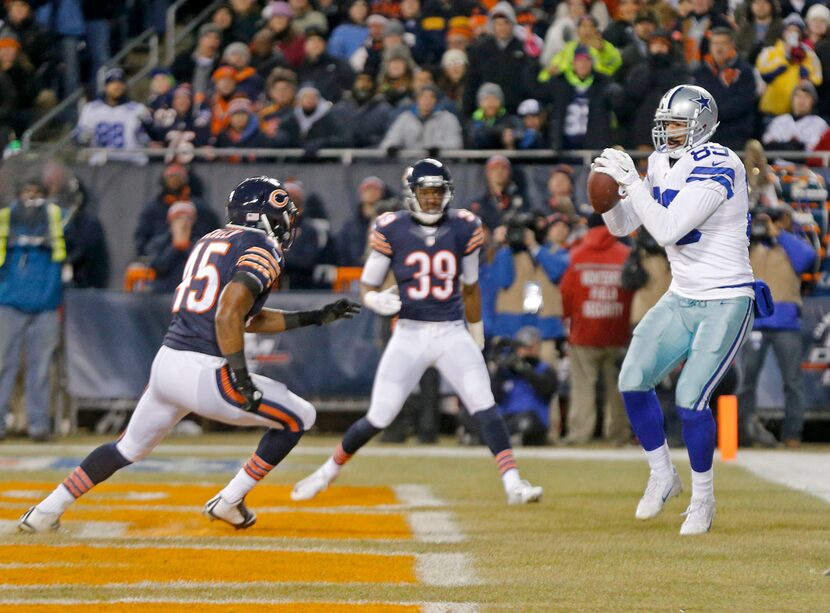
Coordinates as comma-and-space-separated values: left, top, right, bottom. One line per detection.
593, 148, 640, 188
363, 286, 402, 316
467, 320, 485, 351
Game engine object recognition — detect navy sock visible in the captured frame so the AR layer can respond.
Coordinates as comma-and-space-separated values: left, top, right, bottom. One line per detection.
678, 407, 716, 472
255, 428, 304, 467
622, 390, 666, 452
341, 417, 381, 455
79, 443, 132, 485
473, 407, 513, 457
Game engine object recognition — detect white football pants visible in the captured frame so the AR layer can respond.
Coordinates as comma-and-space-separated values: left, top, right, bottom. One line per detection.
116, 346, 316, 462
366, 319, 494, 429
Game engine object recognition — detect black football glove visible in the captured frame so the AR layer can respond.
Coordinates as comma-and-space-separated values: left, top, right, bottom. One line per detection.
317, 298, 362, 325
229, 369, 263, 413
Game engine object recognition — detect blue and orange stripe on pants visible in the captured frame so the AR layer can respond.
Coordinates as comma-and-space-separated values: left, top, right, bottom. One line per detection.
215, 366, 303, 432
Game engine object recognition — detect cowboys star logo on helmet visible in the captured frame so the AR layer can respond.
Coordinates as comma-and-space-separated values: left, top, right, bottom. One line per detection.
652, 84, 720, 159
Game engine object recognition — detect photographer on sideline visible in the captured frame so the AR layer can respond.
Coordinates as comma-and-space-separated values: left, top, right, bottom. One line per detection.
737, 207, 816, 448
490, 211, 570, 367
490, 326, 558, 446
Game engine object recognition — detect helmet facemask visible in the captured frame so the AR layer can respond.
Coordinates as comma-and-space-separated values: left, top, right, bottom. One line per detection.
260, 207, 299, 251
405, 178, 453, 225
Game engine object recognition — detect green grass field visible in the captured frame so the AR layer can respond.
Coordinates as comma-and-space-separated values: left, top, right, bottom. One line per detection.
1, 434, 828, 612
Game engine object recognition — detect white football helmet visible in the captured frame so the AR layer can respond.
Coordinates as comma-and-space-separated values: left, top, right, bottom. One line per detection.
652, 84, 720, 159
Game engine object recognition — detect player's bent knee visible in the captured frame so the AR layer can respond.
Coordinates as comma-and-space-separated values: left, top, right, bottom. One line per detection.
114, 438, 151, 463
297, 398, 317, 431
366, 408, 396, 430
618, 360, 648, 392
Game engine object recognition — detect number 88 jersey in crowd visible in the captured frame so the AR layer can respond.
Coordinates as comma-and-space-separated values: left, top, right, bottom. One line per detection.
369, 208, 484, 322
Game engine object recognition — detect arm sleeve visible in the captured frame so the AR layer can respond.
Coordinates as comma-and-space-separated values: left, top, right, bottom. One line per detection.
626, 180, 724, 247
602, 196, 643, 237
461, 250, 479, 284
233, 243, 282, 293
491, 247, 516, 289
360, 249, 391, 286
777, 231, 817, 274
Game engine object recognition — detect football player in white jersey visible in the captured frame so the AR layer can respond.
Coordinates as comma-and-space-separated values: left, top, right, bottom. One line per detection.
592, 84, 757, 535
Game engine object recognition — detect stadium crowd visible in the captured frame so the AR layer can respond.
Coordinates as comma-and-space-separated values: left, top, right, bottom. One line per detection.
62, 0, 830, 161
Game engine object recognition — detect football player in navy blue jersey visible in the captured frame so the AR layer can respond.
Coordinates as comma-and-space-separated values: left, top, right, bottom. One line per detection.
19, 177, 360, 533
293, 159, 544, 504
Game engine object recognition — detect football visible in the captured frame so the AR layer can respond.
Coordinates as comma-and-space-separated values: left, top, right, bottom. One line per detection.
587, 169, 621, 214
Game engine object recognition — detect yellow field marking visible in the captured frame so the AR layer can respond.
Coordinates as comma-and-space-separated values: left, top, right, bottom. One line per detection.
0, 544, 418, 585
0, 506, 411, 540
0, 604, 419, 613
0, 482, 399, 508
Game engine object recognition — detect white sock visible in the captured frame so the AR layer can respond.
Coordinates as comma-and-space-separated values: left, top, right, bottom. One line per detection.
219, 470, 258, 505
322, 457, 342, 481
644, 441, 673, 479
690, 468, 714, 501
37, 484, 76, 515
501, 467, 521, 491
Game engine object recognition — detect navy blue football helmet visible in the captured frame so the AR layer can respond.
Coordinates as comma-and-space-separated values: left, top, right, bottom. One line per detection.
403, 158, 454, 225
227, 176, 299, 249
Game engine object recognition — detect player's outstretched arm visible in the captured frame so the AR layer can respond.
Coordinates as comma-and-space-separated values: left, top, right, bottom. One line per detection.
246, 301, 361, 333
216, 279, 262, 413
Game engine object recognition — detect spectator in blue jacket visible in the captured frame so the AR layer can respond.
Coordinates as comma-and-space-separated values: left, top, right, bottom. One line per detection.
738, 207, 816, 448
328, 0, 369, 61
490, 326, 558, 446
333, 72, 395, 147
0, 178, 67, 441
692, 28, 758, 151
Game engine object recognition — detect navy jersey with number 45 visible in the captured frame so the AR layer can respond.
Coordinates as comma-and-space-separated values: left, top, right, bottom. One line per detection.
164, 227, 283, 357
370, 209, 484, 322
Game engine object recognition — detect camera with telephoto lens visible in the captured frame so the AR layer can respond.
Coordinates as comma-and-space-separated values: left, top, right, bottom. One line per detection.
504, 211, 547, 252
750, 207, 784, 242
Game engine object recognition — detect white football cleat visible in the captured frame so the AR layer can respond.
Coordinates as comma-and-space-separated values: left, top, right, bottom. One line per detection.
17, 506, 61, 534
680, 497, 716, 536
204, 495, 256, 529
635, 468, 683, 520
291, 467, 332, 501
507, 479, 543, 505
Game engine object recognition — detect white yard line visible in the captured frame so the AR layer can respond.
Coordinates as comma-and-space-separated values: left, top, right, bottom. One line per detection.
735, 450, 830, 504
408, 512, 465, 544
416, 553, 479, 587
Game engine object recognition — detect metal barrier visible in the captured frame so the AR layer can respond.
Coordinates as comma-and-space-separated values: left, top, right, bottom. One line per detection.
164, 0, 190, 66
73, 146, 830, 167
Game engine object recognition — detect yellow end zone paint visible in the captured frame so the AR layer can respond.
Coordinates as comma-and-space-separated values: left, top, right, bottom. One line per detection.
0, 482, 399, 508
0, 544, 418, 585
0, 606, 419, 613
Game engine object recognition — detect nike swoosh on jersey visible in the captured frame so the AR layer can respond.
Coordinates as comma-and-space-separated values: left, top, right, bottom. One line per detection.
712, 161, 725, 166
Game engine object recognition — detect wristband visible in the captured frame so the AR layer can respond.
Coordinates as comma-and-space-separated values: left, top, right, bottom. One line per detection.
225, 351, 249, 381
283, 310, 323, 330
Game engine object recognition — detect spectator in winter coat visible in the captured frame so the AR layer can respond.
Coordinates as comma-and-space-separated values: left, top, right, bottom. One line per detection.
466, 155, 528, 230
333, 72, 395, 147
148, 84, 212, 159
616, 10, 657, 85
3, 0, 56, 88
214, 98, 269, 160
466, 82, 518, 149
336, 176, 388, 265
621, 30, 690, 148
170, 24, 222, 102
146, 200, 202, 294
542, 46, 621, 152
229, 0, 261, 45
350, 13, 388, 75
375, 41, 418, 109
328, 0, 369, 61
221, 42, 265, 100
603, 0, 642, 50
693, 28, 759, 151
463, 2, 534, 115
250, 29, 288, 78
437, 48, 467, 110
263, 1, 306, 68
541, 0, 588, 66
258, 68, 297, 140
540, 15, 622, 81
805, 3, 830, 49
378, 84, 462, 152
289, 0, 328, 35
509, 98, 547, 150
677, 0, 732, 70
763, 81, 828, 151
560, 214, 633, 445
207, 66, 242, 137
134, 164, 220, 259
297, 27, 355, 103
274, 85, 348, 155
756, 12, 823, 116
279, 180, 325, 289
400, 0, 446, 70
735, 0, 784, 64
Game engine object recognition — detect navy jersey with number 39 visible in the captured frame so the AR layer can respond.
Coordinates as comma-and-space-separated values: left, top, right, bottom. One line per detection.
370, 209, 484, 322
163, 227, 283, 357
